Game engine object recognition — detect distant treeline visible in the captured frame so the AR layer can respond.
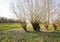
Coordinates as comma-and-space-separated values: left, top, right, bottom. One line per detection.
0, 17, 20, 23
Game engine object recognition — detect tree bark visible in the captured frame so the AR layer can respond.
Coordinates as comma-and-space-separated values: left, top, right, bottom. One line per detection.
44, 24, 48, 30
32, 23, 40, 32
21, 23, 27, 32
53, 23, 57, 30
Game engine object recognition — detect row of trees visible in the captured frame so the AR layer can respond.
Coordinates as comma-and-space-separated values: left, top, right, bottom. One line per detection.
0, 17, 20, 23
11, 0, 60, 32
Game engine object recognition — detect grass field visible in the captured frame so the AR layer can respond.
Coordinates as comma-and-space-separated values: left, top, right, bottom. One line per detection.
0, 23, 60, 42
0, 23, 22, 31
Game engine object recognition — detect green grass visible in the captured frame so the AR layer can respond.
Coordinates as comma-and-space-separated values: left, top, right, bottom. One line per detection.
0, 23, 21, 31
0, 31, 60, 42
0, 23, 60, 42
0, 23, 60, 31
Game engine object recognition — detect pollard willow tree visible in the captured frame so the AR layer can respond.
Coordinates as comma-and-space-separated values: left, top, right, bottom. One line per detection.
11, 0, 28, 31
44, 0, 60, 30
42, 0, 52, 30
11, 0, 48, 32
51, 0, 60, 30
24, 0, 48, 31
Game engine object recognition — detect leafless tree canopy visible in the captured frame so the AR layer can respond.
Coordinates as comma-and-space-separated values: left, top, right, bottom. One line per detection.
11, 0, 60, 31
11, 0, 49, 23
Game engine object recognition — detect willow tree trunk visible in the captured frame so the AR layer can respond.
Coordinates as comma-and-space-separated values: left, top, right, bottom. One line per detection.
53, 23, 57, 30
44, 24, 48, 30
32, 23, 40, 32
21, 23, 27, 32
